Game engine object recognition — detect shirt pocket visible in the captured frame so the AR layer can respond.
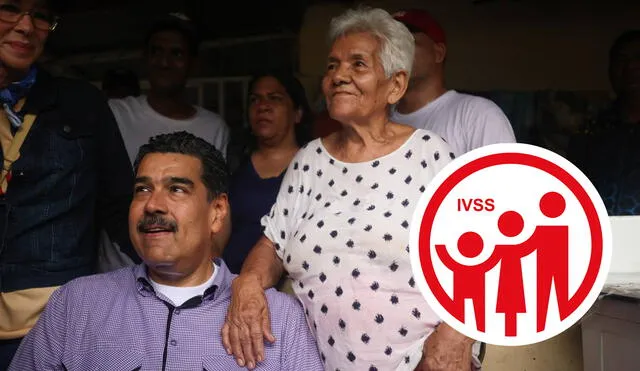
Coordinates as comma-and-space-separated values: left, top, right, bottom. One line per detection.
202, 343, 280, 371
66, 342, 143, 371
48, 119, 95, 172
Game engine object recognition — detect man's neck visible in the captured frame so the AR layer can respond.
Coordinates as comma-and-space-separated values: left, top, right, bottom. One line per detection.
395, 78, 447, 115
147, 90, 196, 120
148, 260, 215, 287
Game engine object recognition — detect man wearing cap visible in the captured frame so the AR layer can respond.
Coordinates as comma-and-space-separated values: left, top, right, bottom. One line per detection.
102, 13, 231, 272
392, 9, 515, 156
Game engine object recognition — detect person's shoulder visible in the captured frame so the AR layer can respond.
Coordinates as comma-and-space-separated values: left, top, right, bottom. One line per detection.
263, 288, 304, 315
45, 74, 106, 105
411, 128, 450, 146
108, 95, 143, 112
301, 137, 323, 153
290, 138, 323, 162
58, 267, 136, 300
410, 128, 456, 159
450, 91, 508, 117
49, 74, 97, 92
194, 107, 229, 127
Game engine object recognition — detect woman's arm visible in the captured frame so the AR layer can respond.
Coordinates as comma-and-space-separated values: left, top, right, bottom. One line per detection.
418, 322, 476, 371
240, 235, 285, 288
221, 235, 284, 370
223, 148, 309, 370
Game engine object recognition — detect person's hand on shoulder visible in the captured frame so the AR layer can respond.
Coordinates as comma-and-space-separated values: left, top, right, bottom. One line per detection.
222, 273, 276, 370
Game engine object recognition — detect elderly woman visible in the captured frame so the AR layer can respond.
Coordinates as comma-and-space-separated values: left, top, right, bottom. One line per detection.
222, 7, 475, 371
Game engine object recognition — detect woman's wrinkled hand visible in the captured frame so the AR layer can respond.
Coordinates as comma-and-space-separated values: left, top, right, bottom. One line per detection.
221, 273, 276, 370
416, 322, 475, 371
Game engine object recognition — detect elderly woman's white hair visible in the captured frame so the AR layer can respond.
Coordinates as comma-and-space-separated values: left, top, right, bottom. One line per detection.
328, 7, 415, 78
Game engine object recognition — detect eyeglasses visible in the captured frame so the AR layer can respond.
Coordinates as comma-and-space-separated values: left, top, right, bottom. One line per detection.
0, 3, 60, 31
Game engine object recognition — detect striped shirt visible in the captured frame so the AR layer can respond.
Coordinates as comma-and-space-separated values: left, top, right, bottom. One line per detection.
9, 259, 323, 371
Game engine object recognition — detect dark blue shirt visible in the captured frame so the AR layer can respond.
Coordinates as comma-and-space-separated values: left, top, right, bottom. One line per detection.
223, 159, 285, 273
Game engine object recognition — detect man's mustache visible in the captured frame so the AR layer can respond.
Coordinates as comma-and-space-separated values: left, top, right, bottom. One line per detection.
137, 213, 178, 233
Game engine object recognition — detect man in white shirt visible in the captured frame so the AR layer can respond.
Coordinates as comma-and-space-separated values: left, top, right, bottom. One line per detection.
391, 9, 515, 156
109, 13, 230, 164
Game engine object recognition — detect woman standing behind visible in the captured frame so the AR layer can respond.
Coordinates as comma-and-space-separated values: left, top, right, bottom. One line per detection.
223, 72, 312, 274
222, 7, 476, 371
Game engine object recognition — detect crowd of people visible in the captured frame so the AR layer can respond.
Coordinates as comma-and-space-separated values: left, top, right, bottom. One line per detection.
0, 0, 637, 370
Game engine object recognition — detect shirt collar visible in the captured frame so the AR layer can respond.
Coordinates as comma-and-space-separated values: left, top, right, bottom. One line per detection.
134, 258, 233, 305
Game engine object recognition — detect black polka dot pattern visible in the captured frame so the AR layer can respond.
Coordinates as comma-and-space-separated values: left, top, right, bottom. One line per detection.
259, 130, 454, 369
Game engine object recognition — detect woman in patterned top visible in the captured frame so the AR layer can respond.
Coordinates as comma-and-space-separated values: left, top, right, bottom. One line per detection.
222, 7, 476, 371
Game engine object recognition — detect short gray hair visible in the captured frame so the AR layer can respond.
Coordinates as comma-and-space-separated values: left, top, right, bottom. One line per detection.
328, 7, 415, 78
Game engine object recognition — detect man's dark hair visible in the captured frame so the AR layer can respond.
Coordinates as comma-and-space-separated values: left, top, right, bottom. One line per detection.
610, 30, 640, 60
144, 14, 200, 56
134, 131, 229, 200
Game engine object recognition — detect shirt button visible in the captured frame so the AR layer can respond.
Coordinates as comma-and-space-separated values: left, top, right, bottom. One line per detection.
174, 309, 180, 315
62, 125, 71, 133
170, 339, 177, 346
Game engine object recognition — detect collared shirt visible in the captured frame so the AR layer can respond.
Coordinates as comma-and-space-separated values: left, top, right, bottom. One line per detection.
9, 259, 323, 371
149, 262, 218, 306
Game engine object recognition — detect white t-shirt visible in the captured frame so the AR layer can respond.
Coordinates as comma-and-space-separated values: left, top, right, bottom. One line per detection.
109, 95, 230, 164
391, 90, 515, 156
261, 129, 453, 371
149, 263, 217, 307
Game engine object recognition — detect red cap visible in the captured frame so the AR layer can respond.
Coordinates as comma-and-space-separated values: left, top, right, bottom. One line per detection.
393, 9, 446, 45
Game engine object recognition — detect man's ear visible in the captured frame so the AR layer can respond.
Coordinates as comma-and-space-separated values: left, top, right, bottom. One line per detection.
209, 193, 229, 235
434, 42, 447, 64
387, 70, 409, 106
211, 194, 231, 258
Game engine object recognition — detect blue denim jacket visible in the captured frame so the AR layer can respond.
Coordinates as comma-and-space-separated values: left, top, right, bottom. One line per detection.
0, 69, 137, 293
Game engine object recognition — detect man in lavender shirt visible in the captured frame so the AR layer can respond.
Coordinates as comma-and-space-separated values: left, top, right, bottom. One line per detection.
9, 131, 322, 371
